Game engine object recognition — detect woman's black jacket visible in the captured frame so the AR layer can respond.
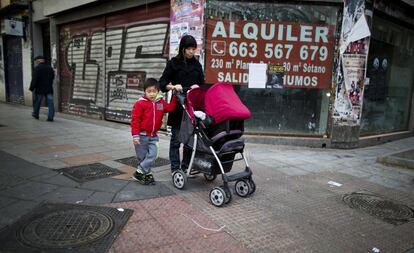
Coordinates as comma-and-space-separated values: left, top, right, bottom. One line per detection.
159, 57, 204, 128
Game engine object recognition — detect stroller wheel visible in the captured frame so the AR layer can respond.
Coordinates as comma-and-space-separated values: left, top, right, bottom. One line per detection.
223, 186, 232, 204
247, 178, 256, 194
234, 179, 251, 198
209, 187, 226, 207
204, 173, 216, 182
172, 170, 187, 189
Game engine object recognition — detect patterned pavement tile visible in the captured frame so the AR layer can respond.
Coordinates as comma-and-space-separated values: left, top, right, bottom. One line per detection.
111, 165, 136, 180
109, 218, 173, 252
140, 243, 186, 253
108, 196, 248, 253
13, 136, 53, 145
156, 213, 221, 241
178, 167, 414, 253
105, 202, 153, 223
59, 153, 112, 166
140, 195, 200, 217
178, 232, 250, 253
31, 144, 80, 154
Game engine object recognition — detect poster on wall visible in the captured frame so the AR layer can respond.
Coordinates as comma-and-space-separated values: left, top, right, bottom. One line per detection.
170, 0, 204, 59
341, 53, 366, 119
205, 19, 335, 89
333, 0, 370, 125
266, 64, 285, 89
340, 0, 364, 43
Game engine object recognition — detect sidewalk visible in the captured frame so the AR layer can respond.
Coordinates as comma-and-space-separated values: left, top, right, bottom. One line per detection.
0, 103, 414, 253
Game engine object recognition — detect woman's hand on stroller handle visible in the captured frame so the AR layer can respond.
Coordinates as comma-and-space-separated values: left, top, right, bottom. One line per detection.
173, 84, 183, 92
166, 83, 183, 92
170, 83, 201, 105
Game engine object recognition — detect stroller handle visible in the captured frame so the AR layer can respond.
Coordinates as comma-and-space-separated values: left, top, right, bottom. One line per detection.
174, 91, 186, 106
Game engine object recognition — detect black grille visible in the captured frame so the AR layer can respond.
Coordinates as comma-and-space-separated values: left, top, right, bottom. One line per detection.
115, 156, 170, 168
0, 203, 132, 252
57, 163, 124, 182
343, 192, 414, 225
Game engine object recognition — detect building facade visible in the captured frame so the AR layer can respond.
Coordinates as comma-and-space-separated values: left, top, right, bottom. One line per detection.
0, 0, 413, 148
0, 0, 31, 106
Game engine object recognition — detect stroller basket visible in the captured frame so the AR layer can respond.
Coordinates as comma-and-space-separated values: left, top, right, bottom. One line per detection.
185, 146, 235, 175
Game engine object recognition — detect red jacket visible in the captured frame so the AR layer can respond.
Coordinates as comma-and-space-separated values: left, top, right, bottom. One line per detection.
131, 95, 177, 138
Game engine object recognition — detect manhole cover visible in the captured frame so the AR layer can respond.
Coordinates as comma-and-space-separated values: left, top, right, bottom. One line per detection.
0, 203, 133, 253
115, 156, 170, 168
57, 163, 124, 182
19, 209, 113, 248
343, 192, 414, 225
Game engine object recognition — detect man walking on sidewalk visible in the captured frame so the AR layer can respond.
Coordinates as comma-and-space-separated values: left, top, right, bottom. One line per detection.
29, 55, 55, 121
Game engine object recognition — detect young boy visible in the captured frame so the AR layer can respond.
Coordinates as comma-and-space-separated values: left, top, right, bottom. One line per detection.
131, 78, 177, 184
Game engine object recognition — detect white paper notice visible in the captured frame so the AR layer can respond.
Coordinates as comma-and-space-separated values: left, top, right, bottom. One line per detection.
340, 15, 371, 54
348, 15, 371, 43
248, 63, 267, 88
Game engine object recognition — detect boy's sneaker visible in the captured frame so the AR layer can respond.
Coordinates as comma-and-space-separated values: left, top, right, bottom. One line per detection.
132, 168, 155, 185
144, 173, 155, 185
132, 167, 146, 181
132, 170, 144, 182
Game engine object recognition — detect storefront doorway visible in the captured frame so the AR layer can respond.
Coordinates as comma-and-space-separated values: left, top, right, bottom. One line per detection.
361, 14, 414, 134
3, 35, 24, 104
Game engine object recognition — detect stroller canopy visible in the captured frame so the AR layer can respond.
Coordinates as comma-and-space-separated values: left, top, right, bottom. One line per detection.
204, 82, 251, 124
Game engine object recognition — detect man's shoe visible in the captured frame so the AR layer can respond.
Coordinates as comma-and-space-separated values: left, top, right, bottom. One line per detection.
32, 113, 39, 120
47, 118, 53, 122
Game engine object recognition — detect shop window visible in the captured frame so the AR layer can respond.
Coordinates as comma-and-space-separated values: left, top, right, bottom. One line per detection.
206, 1, 340, 135
361, 15, 414, 134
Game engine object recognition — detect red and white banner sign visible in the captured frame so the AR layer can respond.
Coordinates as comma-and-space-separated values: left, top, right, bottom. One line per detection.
205, 19, 335, 89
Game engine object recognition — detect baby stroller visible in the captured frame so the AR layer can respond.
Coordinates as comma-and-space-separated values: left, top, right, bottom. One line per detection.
172, 82, 256, 207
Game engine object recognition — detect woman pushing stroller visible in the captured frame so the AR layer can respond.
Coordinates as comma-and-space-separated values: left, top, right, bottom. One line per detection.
159, 35, 205, 174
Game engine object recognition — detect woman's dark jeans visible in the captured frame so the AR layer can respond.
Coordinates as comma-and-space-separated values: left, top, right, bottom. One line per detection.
170, 126, 190, 172
170, 127, 181, 171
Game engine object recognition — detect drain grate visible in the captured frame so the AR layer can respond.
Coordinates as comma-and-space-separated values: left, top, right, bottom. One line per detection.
57, 163, 124, 182
0, 203, 132, 253
0, 125, 5, 127
343, 192, 414, 225
115, 156, 170, 168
